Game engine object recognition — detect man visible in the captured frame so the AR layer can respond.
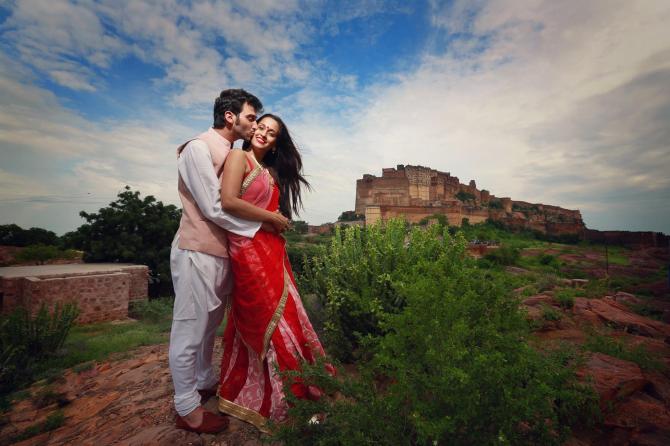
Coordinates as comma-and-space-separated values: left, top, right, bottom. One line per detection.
169, 89, 289, 433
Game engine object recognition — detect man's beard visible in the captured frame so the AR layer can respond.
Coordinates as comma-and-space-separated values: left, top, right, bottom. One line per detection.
234, 115, 252, 141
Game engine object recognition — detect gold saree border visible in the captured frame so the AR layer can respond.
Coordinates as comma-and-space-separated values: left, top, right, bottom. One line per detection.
239, 165, 263, 196
260, 262, 290, 361
218, 397, 271, 434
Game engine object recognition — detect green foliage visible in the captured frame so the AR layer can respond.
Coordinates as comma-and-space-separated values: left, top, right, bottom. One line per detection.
13, 244, 79, 265
583, 334, 663, 371
4, 410, 65, 444
290, 220, 309, 234
554, 288, 576, 309
276, 221, 600, 444
337, 211, 365, 222
417, 213, 449, 227
484, 245, 521, 266
65, 186, 181, 288
128, 296, 174, 329
487, 198, 503, 209
0, 303, 79, 396
539, 253, 560, 267
536, 273, 560, 292
278, 221, 601, 443
0, 224, 59, 247
541, 304, 562, 321
301, 219, 454, 361
286, 243, 322, 277
455, 191, 476, 202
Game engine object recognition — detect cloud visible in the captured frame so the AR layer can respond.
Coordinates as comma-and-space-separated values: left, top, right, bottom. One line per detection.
0, 48, 193, 233
283, 0, 670, 232
1, 0, 668, 234
1, 0, 125, 90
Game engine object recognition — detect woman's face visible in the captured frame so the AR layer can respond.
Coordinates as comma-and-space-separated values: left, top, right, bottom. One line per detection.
252, 117, 280, 151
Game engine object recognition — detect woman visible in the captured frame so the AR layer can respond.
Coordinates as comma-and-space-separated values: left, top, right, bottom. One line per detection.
218, 114, 332, 432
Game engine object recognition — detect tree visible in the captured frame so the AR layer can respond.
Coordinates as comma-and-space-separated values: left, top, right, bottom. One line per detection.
15, 245, 61, 265
0, 224, 58, 247
337, 211, 365, 222
291, 220, 308, 234
65, 186, 181, 290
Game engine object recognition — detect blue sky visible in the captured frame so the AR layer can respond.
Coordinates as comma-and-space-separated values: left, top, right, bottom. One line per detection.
1, 0, 669, 235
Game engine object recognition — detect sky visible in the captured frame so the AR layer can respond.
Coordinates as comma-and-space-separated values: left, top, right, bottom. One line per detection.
0, 0, 669, 235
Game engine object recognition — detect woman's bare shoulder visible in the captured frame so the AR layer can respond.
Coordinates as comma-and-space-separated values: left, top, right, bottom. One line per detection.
226, 148, 251, 172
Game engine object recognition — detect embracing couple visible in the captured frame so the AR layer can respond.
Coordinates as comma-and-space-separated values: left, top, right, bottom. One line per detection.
168, 89, 331, 434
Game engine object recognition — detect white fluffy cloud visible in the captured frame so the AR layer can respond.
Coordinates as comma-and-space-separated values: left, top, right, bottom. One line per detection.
0, 0, 668, 234
289, 0, 670, 232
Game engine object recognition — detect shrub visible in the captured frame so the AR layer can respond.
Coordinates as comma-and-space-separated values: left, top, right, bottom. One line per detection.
541, 304, 562, 321
554, 288, 576, 309
274, 223, 599, 444
583, 334, 663, 371
536, 273, 560, 292
484, 245, 520, 266
0, 303, 79, 395
7, 410, 65, 444
128, 297, 173, 325
538, 253, 562, 272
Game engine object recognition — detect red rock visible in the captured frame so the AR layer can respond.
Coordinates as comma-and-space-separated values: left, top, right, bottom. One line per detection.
123, 424, 203, 445
573, 297, 670, 338
644, 371, 670, 406
605, 394, 670, 431
612, 291, 643, 306
522, 294, 555, 306
577, 353, 648, 406
534, 328, 586, 343
63, 392, 121, 424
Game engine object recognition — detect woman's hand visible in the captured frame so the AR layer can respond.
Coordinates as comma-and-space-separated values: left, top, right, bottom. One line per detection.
266, 210, 290, 233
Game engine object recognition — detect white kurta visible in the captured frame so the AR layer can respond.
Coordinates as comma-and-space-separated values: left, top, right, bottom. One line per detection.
169, 140, 260, 417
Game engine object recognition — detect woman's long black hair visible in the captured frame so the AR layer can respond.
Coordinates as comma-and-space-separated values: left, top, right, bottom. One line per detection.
243, 114, 310, 219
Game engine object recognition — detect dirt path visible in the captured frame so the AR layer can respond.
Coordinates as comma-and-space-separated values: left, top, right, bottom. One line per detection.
1, 343, 267, 446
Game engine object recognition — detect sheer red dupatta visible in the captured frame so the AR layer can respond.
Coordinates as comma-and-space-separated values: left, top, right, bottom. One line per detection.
226, 155, 287, 360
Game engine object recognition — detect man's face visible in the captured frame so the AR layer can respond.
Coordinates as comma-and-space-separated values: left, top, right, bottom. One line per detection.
231, 102, 257, 141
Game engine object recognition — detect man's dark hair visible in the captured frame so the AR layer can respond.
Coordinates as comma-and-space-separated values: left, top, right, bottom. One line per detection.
213, 89, 263, 128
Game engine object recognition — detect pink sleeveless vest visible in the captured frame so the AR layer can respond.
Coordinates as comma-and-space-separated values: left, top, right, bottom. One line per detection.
176, 127, 231, 258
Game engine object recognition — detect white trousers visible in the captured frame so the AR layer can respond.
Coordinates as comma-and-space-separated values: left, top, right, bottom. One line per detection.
169, 235, 232, 416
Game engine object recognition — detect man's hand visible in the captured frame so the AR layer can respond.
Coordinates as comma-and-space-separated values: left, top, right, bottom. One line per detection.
260, 222, 277, 233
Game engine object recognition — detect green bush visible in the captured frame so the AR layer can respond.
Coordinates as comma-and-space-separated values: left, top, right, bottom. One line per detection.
583, 334, 662, 371
554, 288, 576, 309
128, 297, 174, 327
541, 304, 562, 321
301, 219, 454, 361
484, 245, 520, 266
0, 303, 79, 396
6, 409, 65, 444
275, 222, 600, 445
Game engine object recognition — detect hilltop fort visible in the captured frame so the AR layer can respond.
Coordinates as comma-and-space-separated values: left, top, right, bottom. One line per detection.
355, 164, 586, 237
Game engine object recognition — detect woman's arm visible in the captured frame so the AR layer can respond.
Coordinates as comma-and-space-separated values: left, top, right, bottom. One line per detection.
221, 150, 289, 231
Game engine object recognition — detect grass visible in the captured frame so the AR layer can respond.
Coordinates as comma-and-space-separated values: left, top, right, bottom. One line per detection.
583, 334, 663, 371
13, 297, 174, 391
3, 410, 65, 445
35, 316, 170, 377
541, 304, 562, 321
555, 288, 576, 309
606, 246, 630, 266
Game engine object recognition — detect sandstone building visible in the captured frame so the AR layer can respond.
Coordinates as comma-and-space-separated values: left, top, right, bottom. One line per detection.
355, 165, 586, 236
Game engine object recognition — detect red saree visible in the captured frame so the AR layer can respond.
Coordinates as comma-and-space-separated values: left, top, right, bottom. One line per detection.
218, 154, 331, 432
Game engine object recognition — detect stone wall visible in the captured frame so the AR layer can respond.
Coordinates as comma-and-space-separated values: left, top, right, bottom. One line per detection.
0, 265, 149, 324
585, 230, 670, 248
